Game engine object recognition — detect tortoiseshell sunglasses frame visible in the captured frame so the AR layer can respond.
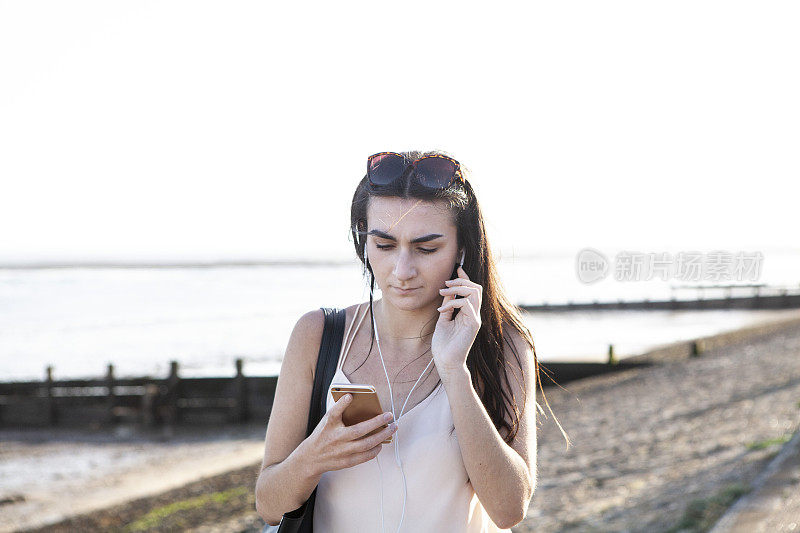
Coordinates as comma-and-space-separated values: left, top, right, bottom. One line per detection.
367, 152, 464, 189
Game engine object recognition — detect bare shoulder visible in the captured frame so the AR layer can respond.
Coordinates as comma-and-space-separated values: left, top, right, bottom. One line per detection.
341, 301, 371, 335
291, 308, 328, 376
291, 301, 368, 377
344, 301, 370, 320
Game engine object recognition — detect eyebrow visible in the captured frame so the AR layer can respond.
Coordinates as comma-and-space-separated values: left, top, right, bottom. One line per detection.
367, 230, 445, 243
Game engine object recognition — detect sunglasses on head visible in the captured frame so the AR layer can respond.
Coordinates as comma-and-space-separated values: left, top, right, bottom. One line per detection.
367, 152, 464, 190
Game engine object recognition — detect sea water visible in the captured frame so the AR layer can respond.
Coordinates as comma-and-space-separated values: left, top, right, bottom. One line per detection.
1, 254, 798, 381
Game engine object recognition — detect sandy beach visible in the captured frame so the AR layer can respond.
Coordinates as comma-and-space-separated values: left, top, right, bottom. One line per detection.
3, 310, 800, 532
521, 311, 800, 531
0, 423, 267, 533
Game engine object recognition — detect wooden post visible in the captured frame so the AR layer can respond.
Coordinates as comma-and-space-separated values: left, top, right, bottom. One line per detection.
233, 358, 248, 423
105, 364, 116, 426
607, 344, 617, 365
690, 340, 701, 357
163, 361, 180, 428
141, 383, 159, 427
45, 365, 56, 426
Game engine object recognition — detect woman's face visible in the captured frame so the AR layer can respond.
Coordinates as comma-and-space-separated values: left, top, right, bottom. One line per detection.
365, 197, 461, 310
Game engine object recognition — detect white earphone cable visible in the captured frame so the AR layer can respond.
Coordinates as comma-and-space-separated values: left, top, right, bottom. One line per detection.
364, 245, 461, 532
373, 304, 435, 533
377, 452, 386, 533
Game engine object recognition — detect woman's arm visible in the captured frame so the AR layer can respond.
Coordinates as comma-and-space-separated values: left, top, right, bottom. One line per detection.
440, 329, 537, 529
256, 439, 322, 525
255, 309, 325, 525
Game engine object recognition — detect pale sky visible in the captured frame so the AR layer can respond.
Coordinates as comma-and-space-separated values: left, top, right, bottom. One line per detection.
1, 1, 798, 264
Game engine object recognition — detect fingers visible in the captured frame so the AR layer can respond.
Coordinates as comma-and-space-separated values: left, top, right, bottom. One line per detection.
441, 287, 480, 304
439, 281, 481, 313
445, 275, 479, 289
438, 296, 478, 318
346, 441, 384, 467
349, 420, 398, 454
438, 296, 475, 311
330, 393, 352, 422
333, 416, 397, 469
437, 289, 454, 311
439, 285, 480, 298
441, 281, 482, 307
346, 410, 394, 441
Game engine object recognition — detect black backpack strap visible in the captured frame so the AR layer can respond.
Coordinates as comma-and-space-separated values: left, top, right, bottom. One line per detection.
306, 307, 347, 436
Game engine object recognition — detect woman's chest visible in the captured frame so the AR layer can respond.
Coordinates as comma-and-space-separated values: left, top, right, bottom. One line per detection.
339, 353, 443, 419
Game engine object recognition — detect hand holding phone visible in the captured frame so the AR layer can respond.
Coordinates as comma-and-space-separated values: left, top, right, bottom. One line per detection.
329, 384, 394, 444
301, 384, 398, 475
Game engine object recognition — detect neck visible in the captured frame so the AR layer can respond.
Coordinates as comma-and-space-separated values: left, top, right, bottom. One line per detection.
373, 298, 439, 352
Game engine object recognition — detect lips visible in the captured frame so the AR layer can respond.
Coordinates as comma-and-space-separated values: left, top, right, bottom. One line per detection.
393, 286, 418, 293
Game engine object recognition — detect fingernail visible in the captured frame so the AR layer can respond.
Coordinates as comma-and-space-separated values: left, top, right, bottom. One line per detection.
383, 412, 393, 422
390, 423, 397, 430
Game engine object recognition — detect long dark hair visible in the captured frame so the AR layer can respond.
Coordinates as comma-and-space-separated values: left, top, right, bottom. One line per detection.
349, 149, 570, 448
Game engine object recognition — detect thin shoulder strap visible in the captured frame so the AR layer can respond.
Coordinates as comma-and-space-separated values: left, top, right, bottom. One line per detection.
306, 307, 347, 436
338, 302, 369, 372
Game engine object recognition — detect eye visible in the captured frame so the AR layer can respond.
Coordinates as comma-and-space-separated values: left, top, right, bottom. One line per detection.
375, 244, 437, 254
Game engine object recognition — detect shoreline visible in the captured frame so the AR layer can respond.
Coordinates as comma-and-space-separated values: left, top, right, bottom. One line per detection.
627, 307, 800, 365
0, 424, 267, 533
3, 310, 800, 531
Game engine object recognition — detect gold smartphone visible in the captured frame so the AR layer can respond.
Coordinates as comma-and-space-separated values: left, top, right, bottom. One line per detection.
330, 383, 393, 444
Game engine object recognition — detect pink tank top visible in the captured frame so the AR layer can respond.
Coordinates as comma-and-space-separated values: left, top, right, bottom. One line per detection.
313, 303, 512, 532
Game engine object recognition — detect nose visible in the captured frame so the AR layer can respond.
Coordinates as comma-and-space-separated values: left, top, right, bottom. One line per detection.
392, 249, 417, 282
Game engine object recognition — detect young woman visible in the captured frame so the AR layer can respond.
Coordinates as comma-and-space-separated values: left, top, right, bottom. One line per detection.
256, 150, 568, 532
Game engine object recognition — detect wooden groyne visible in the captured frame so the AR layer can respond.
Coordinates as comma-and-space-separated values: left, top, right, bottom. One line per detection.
0, 360, 274, 429
6, 309, 800, 430
0, 358, 652, 429
520, 285, 800, 312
